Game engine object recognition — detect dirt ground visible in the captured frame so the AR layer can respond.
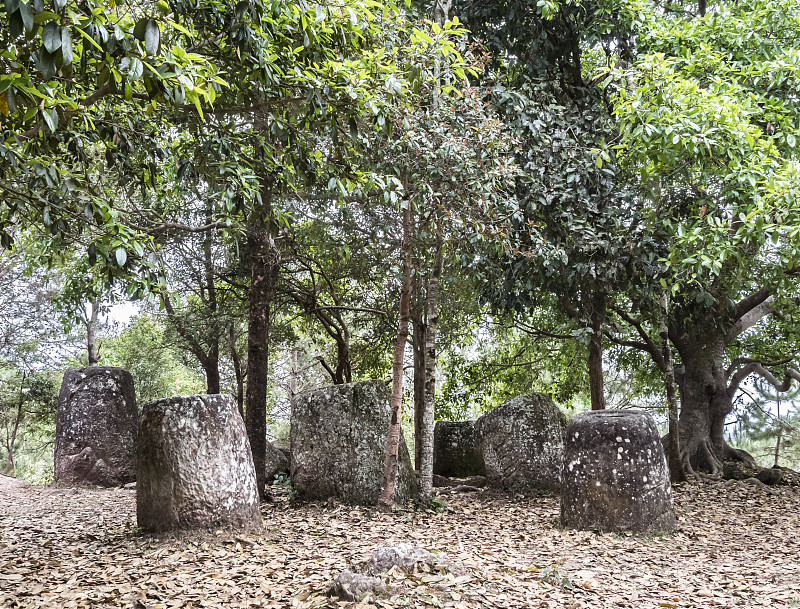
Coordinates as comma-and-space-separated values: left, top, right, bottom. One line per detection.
1, 475, 798, 609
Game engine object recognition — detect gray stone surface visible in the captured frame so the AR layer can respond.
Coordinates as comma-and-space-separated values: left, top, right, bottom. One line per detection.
54, 367, 138, 486
433, 420, 485, 477
474, 393, 567, 492
328, 570, 387, 601
561, 410, 676, 533
328, 544, 459, 601
291, 380, 418, 505
364, 544, 458, 576
137, 394, 261, 532
265, 440, 289, 483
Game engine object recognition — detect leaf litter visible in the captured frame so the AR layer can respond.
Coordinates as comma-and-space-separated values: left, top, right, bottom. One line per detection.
1, 479, 798, 608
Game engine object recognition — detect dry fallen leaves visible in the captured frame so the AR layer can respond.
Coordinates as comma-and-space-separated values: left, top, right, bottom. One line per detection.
1, 479, 798, 608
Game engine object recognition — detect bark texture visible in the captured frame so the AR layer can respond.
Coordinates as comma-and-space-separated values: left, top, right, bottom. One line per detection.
660, 294, 684, 483
291, 380, 417, 505
378, 204, 413, 511
245, 211, 280, 499
588, 311, 606, 411
137, 394, 261, 532
474, 393, 567, 493
419, 241, 444, 503
54, 367, 137, 486
561, 410, 676, 533
87, 299, 99, 366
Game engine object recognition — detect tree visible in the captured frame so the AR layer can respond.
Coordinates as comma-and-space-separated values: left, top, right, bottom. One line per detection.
2, 0, 458, 497
600, 0, 800, 476
101, 313, 205, 404
456, 0, 659, 413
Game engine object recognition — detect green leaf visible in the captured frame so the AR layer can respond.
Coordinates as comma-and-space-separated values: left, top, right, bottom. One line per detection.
36, 48, 57, 79
42, 21, 62, 53
18, 0, 33, 33
88, 242, 97, 266
8, 11, 23, 38
128, 57, 143, 80
115, 247, 127, 267
4, 0, 19, 14
133, 18, 148, 41
788, 134, 796, 148
144, 19, 160, 56
60, 27, 72, 65
54, 0, 67, 10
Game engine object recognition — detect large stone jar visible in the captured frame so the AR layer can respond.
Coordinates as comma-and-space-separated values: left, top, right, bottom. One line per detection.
137, 394, 261, 532
561, 410, 677, 533
474, 393, 567, 492
433, 420, 485, 477
54, 367, 138, 486
291, 380, 417, 505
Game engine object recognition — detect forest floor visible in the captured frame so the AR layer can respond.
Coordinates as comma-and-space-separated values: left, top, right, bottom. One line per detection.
1, 475, 799, 609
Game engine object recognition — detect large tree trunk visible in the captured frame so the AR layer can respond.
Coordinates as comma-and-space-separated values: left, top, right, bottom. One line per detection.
588, 311, 605, 410
377, 204, 413, 512
245, 198, 280, 500
203, 344, 221, 394
674, 335, 756, 477
334, 337, 352, 384
420, 240, 444, 504
660, 294, 684, 483
230, 324, 245, 418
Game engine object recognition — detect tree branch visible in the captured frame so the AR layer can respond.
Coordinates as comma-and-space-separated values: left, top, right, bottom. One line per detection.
609, 305, 666, 371
727, 296, 773, 342
727, 362, 800, 397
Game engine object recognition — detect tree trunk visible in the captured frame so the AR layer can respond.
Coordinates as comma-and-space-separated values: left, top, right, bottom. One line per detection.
660, 294, 684, 483
245, 197, 280, 500
420, 240, 444, 504
3, 371, 26, 477
203, 343, 221, 394
588, 305, 605, 410
377, 203, 413, 512
202, 201, 221, 394
334, 338, 352, 384
674, 336, 756, 477
774, 399, 782, 468
230, 324, 245, 418
87, 299, 100, 366
412, 298, 425, 471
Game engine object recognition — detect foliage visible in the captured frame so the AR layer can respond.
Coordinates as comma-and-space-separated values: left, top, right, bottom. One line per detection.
438, 311, 587, 419
100, 313, 205, 404
606, 0, 800, 302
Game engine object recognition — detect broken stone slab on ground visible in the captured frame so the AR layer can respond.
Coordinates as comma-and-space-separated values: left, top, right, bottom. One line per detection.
328, 544, 462, 601
291, 380, 417, 505
54, 367, 138, 487
474, 392, 567, 493
560, 409, 676, 533
432, 474, 487, 488
137, 394, 261, 532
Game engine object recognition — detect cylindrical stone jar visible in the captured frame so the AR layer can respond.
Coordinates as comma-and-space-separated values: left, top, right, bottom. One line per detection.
137, 394, 261, 532
561, 410, 676, 533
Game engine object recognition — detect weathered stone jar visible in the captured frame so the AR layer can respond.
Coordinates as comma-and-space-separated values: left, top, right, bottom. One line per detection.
54, 367, 138, 486
560, 410, 676, 533
137, 394, 261, 532
474, 392, 567, 492
291, 380, 417, 505
433, 420, 485, 478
